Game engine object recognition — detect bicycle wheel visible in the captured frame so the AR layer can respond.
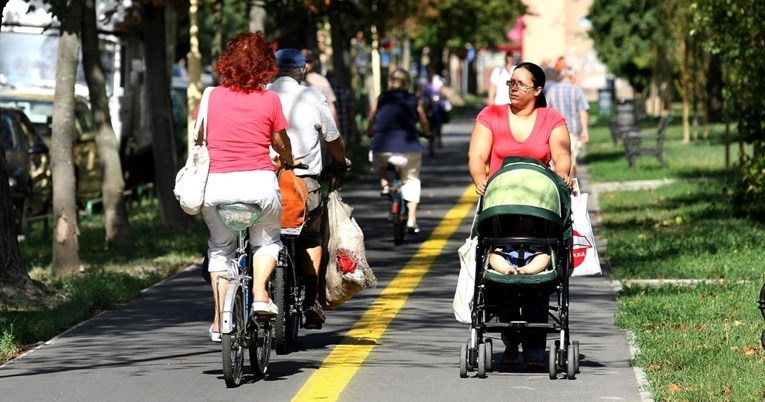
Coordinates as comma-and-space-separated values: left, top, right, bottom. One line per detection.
249, 321, 272, 376
272, 254, 290, 354
222, 286, 245, 387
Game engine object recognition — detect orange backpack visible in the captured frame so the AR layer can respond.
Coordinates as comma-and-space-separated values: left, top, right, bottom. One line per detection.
275, 160, 308, 229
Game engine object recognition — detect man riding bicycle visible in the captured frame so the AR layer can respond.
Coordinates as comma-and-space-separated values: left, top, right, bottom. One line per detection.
268, 48, 350, 329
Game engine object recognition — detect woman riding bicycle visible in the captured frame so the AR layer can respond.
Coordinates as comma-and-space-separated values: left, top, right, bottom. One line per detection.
367, 67, 431, 233
198, 32, 295, 342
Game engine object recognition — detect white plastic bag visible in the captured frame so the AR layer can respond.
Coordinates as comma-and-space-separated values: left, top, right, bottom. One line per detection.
324, 190, 377, 309
453, 235, 477, 323
570, 192, 602, 276
174, 87, 214, 215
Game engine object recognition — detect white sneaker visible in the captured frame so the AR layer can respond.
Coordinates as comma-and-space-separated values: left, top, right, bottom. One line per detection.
209, 324, 221, 343
252, 300, 279, 315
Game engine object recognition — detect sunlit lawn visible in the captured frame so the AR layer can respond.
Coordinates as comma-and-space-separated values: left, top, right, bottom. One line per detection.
587, 111, 765, 401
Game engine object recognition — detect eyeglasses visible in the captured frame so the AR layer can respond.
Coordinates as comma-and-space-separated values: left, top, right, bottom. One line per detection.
506, 79, 534, 92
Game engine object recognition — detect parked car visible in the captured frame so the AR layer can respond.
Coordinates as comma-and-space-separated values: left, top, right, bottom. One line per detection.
0, 88, 102, 204
1, 105, 52, 233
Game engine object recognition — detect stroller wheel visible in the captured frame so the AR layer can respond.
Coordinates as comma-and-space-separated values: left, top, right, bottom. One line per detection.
459, 343, 468, 378
477, 343, 487, 378
484, 339, 493, 372
547, 347, 558, 380
567, 343, 577, 379
573, 341, 580, 374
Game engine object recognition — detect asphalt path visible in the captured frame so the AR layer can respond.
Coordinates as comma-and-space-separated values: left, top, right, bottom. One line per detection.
0, 113, 646, 402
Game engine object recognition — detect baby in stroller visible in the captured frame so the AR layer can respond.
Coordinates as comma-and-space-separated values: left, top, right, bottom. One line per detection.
488, 216, 551, 276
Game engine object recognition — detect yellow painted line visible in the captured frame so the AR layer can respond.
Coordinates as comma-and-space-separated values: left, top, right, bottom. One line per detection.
292, 186, 479, 401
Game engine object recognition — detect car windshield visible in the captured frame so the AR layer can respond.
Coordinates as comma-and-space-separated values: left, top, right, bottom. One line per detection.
0, 97, 93, 136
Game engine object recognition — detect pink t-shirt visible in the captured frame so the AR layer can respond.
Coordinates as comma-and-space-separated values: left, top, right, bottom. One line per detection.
194, 87, 288, 173
476, 106, 566, 176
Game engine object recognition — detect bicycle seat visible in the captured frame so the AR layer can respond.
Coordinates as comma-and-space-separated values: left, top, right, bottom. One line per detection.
216, 203, 263, 231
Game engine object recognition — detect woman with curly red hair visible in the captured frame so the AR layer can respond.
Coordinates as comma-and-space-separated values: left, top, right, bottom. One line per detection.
198, 31, 295, 342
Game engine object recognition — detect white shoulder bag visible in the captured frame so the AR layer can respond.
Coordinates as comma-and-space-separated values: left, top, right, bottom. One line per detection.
174, 87, 214, 215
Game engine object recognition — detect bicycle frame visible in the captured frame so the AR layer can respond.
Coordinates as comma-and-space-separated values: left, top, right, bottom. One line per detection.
219, 230, 252, 334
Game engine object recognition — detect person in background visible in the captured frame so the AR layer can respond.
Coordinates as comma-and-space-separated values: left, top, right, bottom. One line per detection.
200, 32, 295, 342
487, 52, 516, 106
468, 61, 573, 371
268, 48, 350, 329
545, 67, 590, 177
367, 67, 431, 234
301, 48, 338, 124
326, 70, 359, 152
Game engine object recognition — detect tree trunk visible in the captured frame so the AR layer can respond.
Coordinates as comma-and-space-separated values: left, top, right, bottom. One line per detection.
81, 0, 133, 251
329, 10, 352, 86
143, 3, 189, 229
51, 0, 83, 277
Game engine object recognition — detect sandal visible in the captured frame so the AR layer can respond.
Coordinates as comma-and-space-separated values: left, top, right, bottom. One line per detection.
252, 300, 279, 315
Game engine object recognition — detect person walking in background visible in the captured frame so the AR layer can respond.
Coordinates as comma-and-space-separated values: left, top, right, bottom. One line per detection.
468, 61, 572, 370
546, 67, 590, 177
301, 48, 339, 124
368, 67, 431, 234
268, 48, 349, 329
199, 32, 295, 342
423, 65, 450, 150
326, 70, 359, 152
487, 52, 516, 106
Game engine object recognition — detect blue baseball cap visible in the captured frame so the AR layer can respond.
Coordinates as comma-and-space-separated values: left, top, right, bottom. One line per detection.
275, 48, 306, 69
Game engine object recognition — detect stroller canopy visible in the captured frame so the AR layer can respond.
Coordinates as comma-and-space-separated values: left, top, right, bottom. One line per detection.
477, 157, 571, 238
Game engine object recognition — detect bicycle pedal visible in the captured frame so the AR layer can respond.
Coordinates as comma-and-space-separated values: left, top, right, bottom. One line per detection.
254, 313, 275, 322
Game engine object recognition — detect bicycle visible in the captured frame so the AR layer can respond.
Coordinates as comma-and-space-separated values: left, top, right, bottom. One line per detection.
384, 155, 409, 245
270, 161, 313, 354
270, 160, 348, 353
215, 203, 273, 387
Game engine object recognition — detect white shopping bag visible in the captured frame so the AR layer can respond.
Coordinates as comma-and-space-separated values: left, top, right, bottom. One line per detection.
570, 192, 602, 276
453, 236, 477, 323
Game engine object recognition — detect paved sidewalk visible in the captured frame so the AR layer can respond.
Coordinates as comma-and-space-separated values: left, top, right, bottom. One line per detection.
576, 161, 653, 402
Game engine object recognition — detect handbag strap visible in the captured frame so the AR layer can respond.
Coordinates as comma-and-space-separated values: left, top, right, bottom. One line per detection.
192, 86, 215, 145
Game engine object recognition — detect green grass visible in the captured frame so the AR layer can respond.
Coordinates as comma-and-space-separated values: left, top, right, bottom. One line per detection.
617, 283, 765, 401
597, 179, 764, 280
587, 110, 765, 401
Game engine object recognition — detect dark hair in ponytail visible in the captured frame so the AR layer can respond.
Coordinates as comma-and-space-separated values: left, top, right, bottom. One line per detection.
515, 62, 547, 108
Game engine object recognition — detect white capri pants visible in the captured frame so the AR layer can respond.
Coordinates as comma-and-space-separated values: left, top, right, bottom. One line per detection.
373, 151, 422, 203
202, 170, 283, 273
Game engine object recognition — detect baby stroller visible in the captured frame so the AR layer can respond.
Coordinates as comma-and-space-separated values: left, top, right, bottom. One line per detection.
459, 156, 580, 379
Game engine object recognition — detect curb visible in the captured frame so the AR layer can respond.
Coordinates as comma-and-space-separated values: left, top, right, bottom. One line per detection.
577, 160, 654, 402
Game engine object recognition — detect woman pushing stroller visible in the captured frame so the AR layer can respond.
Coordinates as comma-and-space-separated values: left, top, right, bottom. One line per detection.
467, 61, 573, 370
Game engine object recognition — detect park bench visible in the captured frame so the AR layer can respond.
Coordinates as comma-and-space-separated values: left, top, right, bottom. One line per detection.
610, 100, 638, 145
623, 116, 673, 168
